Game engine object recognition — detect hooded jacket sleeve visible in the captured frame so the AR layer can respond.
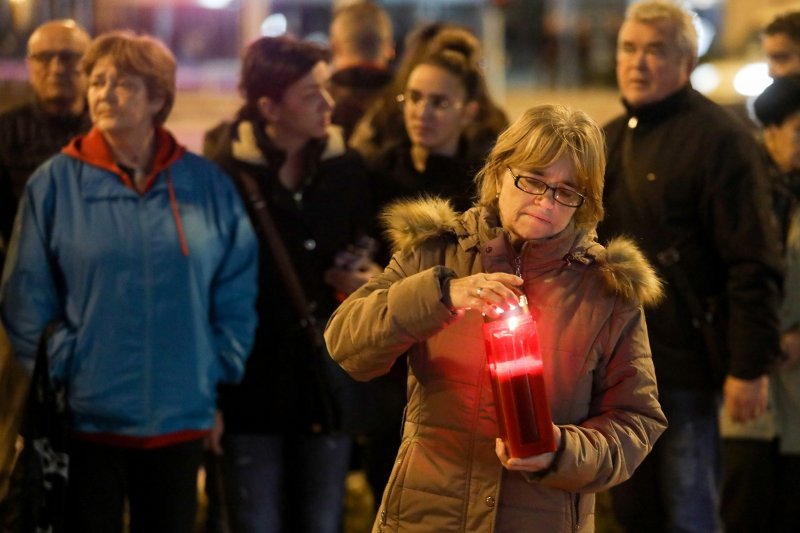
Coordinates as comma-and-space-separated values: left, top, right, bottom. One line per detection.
534, 299, 667, 492
325, 248, 460, 382
0, 162, 72, 376
207, 167, 259, 384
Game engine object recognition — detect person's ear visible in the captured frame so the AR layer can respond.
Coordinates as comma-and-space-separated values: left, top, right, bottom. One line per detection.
257, 96, 280, 122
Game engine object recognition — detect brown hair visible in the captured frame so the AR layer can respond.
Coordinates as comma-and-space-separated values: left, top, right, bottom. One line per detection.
237, 35, 330, 122
412, 34, 483, 102
475, 104, 606, 230
81, 31, 176, 125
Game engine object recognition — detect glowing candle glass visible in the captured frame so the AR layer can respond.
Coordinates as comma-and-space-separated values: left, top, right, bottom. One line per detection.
484, 296, 555, 458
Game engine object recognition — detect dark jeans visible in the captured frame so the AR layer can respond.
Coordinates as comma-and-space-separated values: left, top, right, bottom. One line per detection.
220, 433, 352, 533
611, 389, 722, 533
66, 438, 204, 533
721, 438, 778, 533
775, 453, 800, 531
722, 440, 800, 533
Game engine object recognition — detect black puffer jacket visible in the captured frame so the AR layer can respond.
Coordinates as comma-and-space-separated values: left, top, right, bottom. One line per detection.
598, 85, 783, 390
203, 119, 375, 433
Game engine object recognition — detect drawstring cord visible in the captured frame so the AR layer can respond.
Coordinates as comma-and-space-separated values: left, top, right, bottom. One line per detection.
166, 172, 189, 257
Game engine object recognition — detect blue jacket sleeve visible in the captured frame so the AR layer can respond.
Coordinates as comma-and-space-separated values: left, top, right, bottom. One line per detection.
0, 164, 71, 375
209, 169, 258, 384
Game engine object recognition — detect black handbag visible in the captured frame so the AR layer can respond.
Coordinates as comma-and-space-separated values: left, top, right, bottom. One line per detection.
2, 323, 69, 533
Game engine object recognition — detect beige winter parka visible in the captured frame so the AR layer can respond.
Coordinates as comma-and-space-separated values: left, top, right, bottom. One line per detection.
325, 198, 667, 532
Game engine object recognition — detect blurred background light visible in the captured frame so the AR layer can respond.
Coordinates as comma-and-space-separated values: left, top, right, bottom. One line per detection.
691, 63, 720, 94
695, 15, 716, 58
687, 0, 722, 9
261, 13, 288, 37
198, 0, 233, 9
733, 62, 771, 96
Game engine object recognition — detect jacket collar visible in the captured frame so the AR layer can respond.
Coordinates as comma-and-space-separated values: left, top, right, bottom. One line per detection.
230, 120, 346, 167
330, 64, 392, 89
62, 126, 185, 195
622, 84, 693, 124
381, 197, 663, 305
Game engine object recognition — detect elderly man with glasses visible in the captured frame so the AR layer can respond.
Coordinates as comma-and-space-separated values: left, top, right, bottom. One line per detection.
0, 19, 92, 251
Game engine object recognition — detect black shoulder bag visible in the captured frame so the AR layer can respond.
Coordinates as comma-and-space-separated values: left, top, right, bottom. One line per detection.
3, 323, 69, 533
621, 124, 728, 384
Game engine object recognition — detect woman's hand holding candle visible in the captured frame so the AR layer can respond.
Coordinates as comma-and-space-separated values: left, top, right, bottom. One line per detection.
494, 424, 561, 472
448, 273, 523, 316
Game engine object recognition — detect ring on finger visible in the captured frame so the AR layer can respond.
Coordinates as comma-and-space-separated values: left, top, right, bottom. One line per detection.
476, 287, 483, 297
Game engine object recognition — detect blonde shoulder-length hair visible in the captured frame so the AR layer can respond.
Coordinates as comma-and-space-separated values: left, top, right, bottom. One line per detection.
475, 104, 606, 230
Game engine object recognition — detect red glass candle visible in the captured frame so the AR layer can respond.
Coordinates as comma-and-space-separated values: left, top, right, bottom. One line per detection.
484, 296, 555, 458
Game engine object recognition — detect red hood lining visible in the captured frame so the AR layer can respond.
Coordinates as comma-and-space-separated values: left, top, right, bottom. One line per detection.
62, 126, 186, 193
62, 126, 190, 256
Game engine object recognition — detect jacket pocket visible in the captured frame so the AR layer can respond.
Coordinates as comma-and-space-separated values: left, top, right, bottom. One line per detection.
378, 437, 414, 530
571, 493, 581, 532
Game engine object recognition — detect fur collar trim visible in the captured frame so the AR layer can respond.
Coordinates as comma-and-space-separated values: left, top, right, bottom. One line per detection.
381, 197, 663, 306
231, 121, 347, 165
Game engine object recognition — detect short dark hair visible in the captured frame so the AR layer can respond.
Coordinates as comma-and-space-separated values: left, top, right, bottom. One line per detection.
237, 36, 330, 122
754, 75, 800, 127
765, 12, 800, 44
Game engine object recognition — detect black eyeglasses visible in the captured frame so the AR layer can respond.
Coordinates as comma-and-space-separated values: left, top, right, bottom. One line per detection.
28, 50, 83, 65
507, 167, 585, 208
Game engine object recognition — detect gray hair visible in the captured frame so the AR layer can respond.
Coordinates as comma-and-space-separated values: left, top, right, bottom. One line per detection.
626, 0, 698, 61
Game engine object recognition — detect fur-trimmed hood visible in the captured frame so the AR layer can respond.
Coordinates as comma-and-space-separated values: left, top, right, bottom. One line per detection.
381, 197, 663, 307
202, 119, 347, 168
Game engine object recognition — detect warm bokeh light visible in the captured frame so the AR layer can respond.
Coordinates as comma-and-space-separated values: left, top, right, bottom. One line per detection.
691, 63, 721, 94
733, 62, 771, 96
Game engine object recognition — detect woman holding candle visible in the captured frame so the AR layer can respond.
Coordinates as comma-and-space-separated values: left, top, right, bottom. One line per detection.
324, 104, 667, 532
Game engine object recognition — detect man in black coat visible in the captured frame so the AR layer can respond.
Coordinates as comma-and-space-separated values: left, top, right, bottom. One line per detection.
0, 19, 91, 250
597, 1, 784, 532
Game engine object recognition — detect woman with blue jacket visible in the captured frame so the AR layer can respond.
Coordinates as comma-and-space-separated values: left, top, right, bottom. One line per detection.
0, 31, 258, 533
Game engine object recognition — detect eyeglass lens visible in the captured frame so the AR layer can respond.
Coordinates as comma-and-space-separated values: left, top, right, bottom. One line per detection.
29, 50, 82, 65
509, 168, 584, 207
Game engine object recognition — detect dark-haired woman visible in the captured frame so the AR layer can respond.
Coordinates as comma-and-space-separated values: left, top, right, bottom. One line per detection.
364, 46, 486, 214
351, 22, 507, 168
203, 35, 379, 533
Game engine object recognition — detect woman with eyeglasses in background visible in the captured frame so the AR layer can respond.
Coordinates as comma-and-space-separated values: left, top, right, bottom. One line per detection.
350, 22, 507, 171
325, 104, 667, 532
